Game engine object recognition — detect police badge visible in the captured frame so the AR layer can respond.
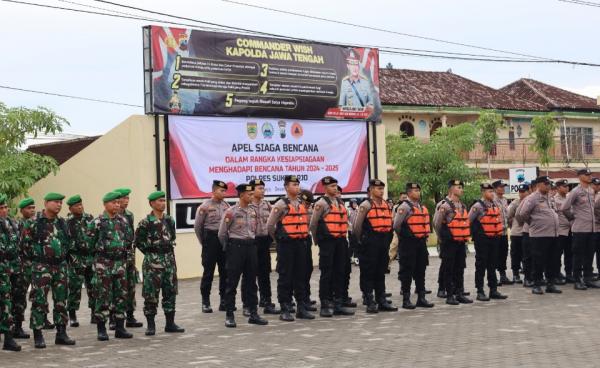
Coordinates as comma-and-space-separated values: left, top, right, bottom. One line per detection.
247, 122, 257, 139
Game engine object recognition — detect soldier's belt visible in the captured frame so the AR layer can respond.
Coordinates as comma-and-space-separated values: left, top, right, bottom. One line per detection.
147, 247, 174, 254
96, 251, 128, 260
33, 256, 66, 265
229, 239, 256, 246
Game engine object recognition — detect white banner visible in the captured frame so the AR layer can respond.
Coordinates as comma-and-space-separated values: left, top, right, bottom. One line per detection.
508, 167, 538, 193
168, 116, 369, 199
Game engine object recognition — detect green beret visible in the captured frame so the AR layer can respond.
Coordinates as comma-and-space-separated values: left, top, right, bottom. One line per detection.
18, 197, 34, 209
148, 191, 166, 201
44, 192, 65, 201
0, 194, 7, 205
103, 191, 121, 203
114, 188, 132, 198
67, 195, 82, 207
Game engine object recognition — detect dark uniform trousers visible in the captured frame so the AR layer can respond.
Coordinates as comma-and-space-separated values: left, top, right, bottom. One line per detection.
276, 239, 308, 307
398, 237, 428, 294
521, 233, 532, 282
200, 230, 227, 301
530, 236, 559, 286
318, 237, 348, 303
360, 232, 391, 302
572, 232, 595, 281
496, 235, 509, 272
304, 237, 313, 303
509, 236, 523, 275
474, 235, 499, 290
558, 234, 572, 276
241, 235, 272, 307
342, 239, 352, 300
595, 233, 600, 274
224, 240, 257, 312
440, 239, 466, 296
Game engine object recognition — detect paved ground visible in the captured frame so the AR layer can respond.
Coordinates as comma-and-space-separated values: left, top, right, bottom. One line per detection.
4, 254, 600, 368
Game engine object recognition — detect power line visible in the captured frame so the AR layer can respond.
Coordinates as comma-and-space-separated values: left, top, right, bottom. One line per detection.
0, 85, 143, 107
558, 0, 600, 7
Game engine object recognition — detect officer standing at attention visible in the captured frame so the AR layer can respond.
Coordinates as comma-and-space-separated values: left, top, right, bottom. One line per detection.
592, 178, 600, 277
560, 168, 600, 290
517, 176, 561, 294
21, 192, 75, 348
393, 183, 434, 309
468, 183, 508, 301
506, 184, 529, 283
194, 180, 230, 313
0, 194, 21, 351
87, 191, 134, 341
432, 180, 472, 305
492, 180, 513, 285
65, 195, 95, 328
219, 184, 268, 328
553, 180, 573, 283
309, 176, 354, 317
352, 179, 397, 313
516, 179, 537, 287
299, 189, 318, 312
266, 175, 315, 321
388, 192, 408, 274
134, 191, 185, 336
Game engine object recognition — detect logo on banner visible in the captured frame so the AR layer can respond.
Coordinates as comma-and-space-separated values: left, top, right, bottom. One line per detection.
262, 122, 274, 139
291, 122, 304, 138
247, 122, 257, 139
278, 120, 287, 139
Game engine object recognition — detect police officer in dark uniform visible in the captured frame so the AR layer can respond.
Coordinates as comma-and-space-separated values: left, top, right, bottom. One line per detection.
506, 183, 529, 283
299, 190, 318, 312
393, 183, 434, 309
492, 180, 513, 286
553, 179, 573, 283
218, 184, 268, 328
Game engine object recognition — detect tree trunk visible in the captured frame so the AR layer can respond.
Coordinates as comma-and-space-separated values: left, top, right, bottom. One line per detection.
487, 153, 492, 179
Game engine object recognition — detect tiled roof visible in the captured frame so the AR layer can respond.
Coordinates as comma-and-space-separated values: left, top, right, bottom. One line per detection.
27, 136, 100, 165
379, 69, 546, 111
499, 78, 599, 111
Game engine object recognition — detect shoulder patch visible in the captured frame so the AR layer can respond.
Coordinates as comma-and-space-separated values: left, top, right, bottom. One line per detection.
315, 204, 322, 211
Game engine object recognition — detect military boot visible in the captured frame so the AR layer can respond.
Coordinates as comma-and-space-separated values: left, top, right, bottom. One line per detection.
225, 311, 236, 328
97, 321, 109, 341
319, 300, 333, 317
546, 283, 562, 294
165, 312, 185, 333
296, 303, 315, 320
489, 289, 508, 299
126, 311, 143, 328
303, 299, 318, 312
333, 299, 355, 316
242, 306, 251, 317
145, 315, 156, 336
69, 310, 79, 328
436, 288, 447, 299
108, 314, 116, 331
114, 319, 133, 339
416, 291, 434, 308
42, 316, 54, 330
456, 293, 473, 304
377, 298, 398, 312
445, 294, 459, 305
263, 301, 280, 315
476, 289, 490, 301
532, 285, 544, 294
248, 310, 268, 325
279, 304, 295, 322
33, 329, 46, 349
499, 271, 513, 285
2, 332, 21, 352
342, 297, 357, 308
402, 292, 416, 310
55, 325, 76, 345
12, 321, 30, 339
202, 297, 213, 313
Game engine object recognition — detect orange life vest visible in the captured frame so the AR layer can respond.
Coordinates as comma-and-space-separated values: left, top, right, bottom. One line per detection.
443, 199, 470, 242
276, 198, 309, 240
478, 201, 503, 237
406, 204, 430, 238
319, 197, 348, 239
365, 199, 392, 233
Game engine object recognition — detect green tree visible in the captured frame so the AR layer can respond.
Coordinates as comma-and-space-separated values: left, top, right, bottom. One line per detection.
0, 102, 68, 200
386, 123, 482, 210
529, 113, 558, 174
476, 110, 504, 179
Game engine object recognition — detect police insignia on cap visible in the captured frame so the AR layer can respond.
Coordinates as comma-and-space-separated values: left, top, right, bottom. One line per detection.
213, 180, 227, 189
369, 179, 385, 187
577, 168, 592, 176
480, 182, 493, 190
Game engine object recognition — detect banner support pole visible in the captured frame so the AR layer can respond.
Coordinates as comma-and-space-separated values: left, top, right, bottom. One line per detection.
371, 121, 379, 179
154, 114, 162, 191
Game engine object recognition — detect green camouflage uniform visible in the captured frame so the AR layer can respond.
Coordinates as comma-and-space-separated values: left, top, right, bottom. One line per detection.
14, 218, 33, 323
87, 213, 132, 322
2, 216, 28, 325
66, 212, 95, 313
22, 212, 70, 330
122, 209, 138, 314
0, 217, 19, 333
135, 213, 178, 316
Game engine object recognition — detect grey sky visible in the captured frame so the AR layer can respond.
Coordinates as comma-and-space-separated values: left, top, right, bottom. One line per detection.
0, 0, 598, 136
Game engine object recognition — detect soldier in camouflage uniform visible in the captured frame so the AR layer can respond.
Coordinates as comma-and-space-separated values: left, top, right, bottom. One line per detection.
0, 194, 22, 351
87, 191, 134, 341
134, 191, 184, 336
65, 195, 95, 327
114, 188, 143, 328
22, 192, 75, 349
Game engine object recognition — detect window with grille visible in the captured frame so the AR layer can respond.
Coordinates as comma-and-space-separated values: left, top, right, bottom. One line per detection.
560, 127, 593, 158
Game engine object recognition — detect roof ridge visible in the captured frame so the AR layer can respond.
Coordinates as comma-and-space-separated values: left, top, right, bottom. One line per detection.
521, 78, 558, 107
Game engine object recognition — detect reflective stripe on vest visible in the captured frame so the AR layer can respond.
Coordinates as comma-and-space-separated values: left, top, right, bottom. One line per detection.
280, 203, 309, 239
447, 208, 470, 242
366, 200, 392, 233
406, 205, 430, 238
321, 198, 349, 238
479, 205, 503, 237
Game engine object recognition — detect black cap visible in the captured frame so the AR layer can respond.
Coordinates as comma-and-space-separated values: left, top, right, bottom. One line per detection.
592, 178, 600, 185
535, 176, 551, 185
321, 176, 338, 185
213, 180, 227, 189
448, 179, 464, 188
517, 183, 529, 192
250, 179, 265, 187
300, 189, 314, 204
369, 179, 385, 187
491, 180, 507, 188
284, 175, 300, 184
406, 182, 421, 190
235, 183, 253, 195
577, 168, 592, 176
555, 179, 568, 187
480, 182, 494, 190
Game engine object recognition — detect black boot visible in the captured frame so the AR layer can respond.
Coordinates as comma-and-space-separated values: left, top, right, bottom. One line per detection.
225, 311, 236, 328
377, 298, 398, 312
69, 310, 79, 328
115, 318, 133, 339
445, 295, 459, 305
416, 292, 434, 308
2, 332, 21, 352
532, 285, 544, 294
342, 297, 357, 308
456, 293, 473, 304
33, 329, 46, 349
218, 299, 227, 312
546, 284, 562, 294
43, 316, 54, 330
12, 321, 30, 339
574, 279, 588, 290
145, 315, 156, 336
109, 314, 116, 331
499, 271, 513, 285
97, 321, 109, 341
513, 272, 522, 284
242, 306, 251, 317
489, 289, 508, 299
565, 274, 576, 283
523, 279, 535, 288
55, 324, 76, 345
126, 311, 143, 328
296, 303, 315, 320
319, 300, 333, 317
202, 297, 213, 313
279, 304, 295, 322
436, 289, 447, 299
303, 300, 318, 312
165, 312, 185, 333
476, 290, 490, 301
248, 310, 268, 325
263, 302, 280, 315
402, 292, 416, 310
333, 299, 355, 316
